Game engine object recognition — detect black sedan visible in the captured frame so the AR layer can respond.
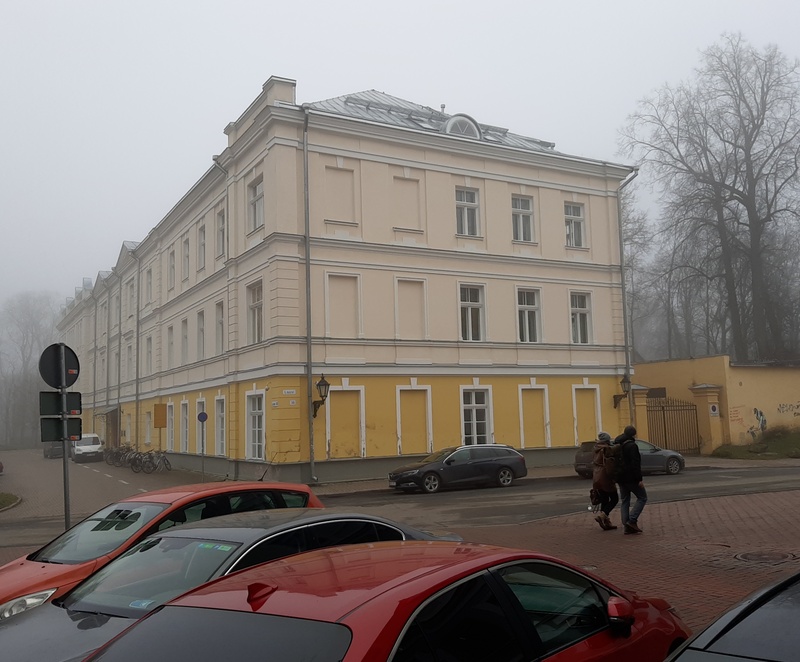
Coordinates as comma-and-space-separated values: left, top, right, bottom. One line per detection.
667, 571, 800, 661
0, 509, 458, 662
388, 444, 528, 494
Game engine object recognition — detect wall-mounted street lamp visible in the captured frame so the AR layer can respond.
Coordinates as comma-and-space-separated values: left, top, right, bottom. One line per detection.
312, 374, 330, 418
613, 373, 632, 408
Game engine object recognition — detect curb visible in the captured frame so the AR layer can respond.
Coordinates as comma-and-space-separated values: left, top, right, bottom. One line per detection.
0, 495, 22, 514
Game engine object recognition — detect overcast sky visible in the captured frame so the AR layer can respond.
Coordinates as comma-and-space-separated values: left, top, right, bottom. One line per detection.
3, 0, 800, 305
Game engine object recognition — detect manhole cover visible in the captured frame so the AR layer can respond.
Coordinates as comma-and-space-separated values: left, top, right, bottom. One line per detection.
735, 551, 794, 563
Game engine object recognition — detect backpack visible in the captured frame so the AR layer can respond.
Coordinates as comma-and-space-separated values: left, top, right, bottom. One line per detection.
603, 443, 626, 482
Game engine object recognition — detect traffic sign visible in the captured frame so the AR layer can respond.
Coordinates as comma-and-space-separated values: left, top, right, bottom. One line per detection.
39, 343, 80, 389
40, 391, 82, 416
198, 411, 208, 423
41, 417, 82, 442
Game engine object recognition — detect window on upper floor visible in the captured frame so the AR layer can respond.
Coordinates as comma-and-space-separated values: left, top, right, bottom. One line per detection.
167, 326, 174, 368
247, 281, 263, 344
565, 203, 586, 248
181, 318, 188, 365
197, 225, 206, 271
145, 336, 152, 376
249, 179, 264, 232
127, 280, 135, 317
168, 250, 176, 289
197, 310, 205, 361
456, 188, 479, 237
182, 236, 190, 280
512, 196, 534, 242
126, 344, 132, 380
460, 285, 484, 341
215, 301, 225, 355
517, 288, 541, 343
216, 209, 226, 257
570, 292, 592, 344
145, 268, 152, 303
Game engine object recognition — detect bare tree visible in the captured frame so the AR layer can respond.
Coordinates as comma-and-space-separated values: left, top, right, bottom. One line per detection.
0, 292, 59, 447
621, 34, 800, 361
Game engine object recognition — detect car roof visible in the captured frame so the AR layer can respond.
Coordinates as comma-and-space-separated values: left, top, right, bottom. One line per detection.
168, 541, 572, 623
153, 509, 419, 545
117, 481, 314, 505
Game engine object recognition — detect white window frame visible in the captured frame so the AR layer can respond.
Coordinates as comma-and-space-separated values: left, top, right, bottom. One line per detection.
166, 403, 174, 451
246, 390, 265, 460
127, 280, 135, 317
215, 301, 225, 355
196, 310, 205, 361
249, 179, 264, 231
197, 224, 206, 271
196, 399, 206, 455
215, 396, 226, 456
180, 400, 189, 453
145, 268, 153, 304
455, 188, 479, 237
517, 288, 541, 343
570, 292, 593, 344
168, 250, 175, 289
247, 281, 263, 344
565, 203, 586, 248
145, 411, 152, 446
182, 236, 190, 281
512, 196, 534, 242
460, 386, 492, 445
145, 335, 152, 375
126, 344, 132, 380
459, 284, 485, 341
167, 326, 174, 369
180, 318, 188, 365
216, 209, 225, 257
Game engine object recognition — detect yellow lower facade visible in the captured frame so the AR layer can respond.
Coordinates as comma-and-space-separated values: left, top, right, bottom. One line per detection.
85, 374, 632, 467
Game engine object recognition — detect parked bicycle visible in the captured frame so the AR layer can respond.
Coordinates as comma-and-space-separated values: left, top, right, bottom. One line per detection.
141, 450, 172, 474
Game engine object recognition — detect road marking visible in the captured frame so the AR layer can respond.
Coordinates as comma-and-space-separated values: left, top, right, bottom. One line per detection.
119, 480, 130, 485
138, 488, 148, 493
104, 474, 113, 478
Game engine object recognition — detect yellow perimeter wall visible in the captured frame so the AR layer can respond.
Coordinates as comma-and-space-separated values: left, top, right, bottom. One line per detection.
634, 356, 800, 445
88, 375, 632, 462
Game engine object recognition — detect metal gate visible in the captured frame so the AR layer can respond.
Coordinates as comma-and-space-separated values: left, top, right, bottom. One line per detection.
646, 397, 701, 455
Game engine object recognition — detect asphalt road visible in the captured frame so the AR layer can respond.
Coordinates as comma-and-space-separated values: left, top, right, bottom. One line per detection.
3, 445, 800, 559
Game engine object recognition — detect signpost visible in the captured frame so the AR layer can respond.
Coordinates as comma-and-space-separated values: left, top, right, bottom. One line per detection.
38, 343, 81, 529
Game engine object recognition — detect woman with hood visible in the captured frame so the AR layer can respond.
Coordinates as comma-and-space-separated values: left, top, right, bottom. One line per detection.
592, 432, 619, 530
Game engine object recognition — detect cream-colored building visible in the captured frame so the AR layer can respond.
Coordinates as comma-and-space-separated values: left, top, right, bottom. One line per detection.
58, 76, 635, 482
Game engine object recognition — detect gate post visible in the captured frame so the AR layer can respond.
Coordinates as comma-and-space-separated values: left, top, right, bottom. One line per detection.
690, 384, 724, 455
632, 386, 650, 440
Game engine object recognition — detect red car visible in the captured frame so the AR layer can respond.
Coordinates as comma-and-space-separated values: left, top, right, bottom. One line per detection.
86, 541, 691, 662
0, 481, 322, 620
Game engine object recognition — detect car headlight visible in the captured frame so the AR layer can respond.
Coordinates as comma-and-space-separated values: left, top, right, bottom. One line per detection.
0, 589, 57, 619
403, 470, 419, 477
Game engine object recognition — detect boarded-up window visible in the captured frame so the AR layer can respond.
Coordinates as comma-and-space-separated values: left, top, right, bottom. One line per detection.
329, 390, 360, 458
400, 390, 428, 455
521, 389, 547, 448
393, 177, 420, 229
327, 275, 359, 338
397, 280, 426, 339
575, 389, 598, 442
325, 168, 355, 222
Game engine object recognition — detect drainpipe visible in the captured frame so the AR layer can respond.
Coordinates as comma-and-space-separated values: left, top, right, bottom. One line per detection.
616, 166, 639, 424
133, 250, 141, 451
302, 104, 318, 483
117, 272, 123, 446
92, 292, 98, 433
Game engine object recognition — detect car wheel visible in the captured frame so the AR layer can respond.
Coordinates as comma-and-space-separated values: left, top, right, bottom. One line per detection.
422, 472, 441, 494
666, 457, 682, 475
496, 467, 514, 487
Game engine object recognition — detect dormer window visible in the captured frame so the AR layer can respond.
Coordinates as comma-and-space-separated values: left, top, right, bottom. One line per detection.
444, 114, 481, 139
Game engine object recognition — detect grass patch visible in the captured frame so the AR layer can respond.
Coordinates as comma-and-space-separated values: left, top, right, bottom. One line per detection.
712, 427, 800, 460
0, 492, 19, 509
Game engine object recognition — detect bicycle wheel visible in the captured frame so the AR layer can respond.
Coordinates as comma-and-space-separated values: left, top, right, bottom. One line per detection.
113, 454, 125, 467
163, 457, 172, 471
104, 451, 115, 466
130, 455, 143, 473
141, 457, 156, 474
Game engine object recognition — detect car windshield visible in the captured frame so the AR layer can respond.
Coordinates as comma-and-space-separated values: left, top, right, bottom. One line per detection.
422, 448, 455, 463
77, 438, 100, 446
87, 606, 352, 661
62, 537, 242, 619
31, 502, 168, 563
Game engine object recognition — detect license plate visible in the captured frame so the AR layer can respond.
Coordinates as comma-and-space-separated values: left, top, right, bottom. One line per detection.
388, 481, 397, 487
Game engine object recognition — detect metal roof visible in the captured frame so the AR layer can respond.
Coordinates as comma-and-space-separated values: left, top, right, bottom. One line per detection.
309, 89, 557, 153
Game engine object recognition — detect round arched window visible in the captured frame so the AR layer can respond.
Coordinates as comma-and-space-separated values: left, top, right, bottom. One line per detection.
444, 115, 481, 139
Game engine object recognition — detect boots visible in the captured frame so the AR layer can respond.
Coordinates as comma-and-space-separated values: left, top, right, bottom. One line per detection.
595, 513, 617, 530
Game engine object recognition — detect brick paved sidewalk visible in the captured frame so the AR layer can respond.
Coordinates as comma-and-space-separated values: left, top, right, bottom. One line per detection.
447, 489, 800, 633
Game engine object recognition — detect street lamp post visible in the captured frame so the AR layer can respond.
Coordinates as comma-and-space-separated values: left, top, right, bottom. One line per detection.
613, 373, 632, 409
312, 375, 330, 418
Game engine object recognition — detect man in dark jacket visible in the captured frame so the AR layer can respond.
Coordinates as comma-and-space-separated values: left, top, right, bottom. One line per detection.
592, 432, 618, 530
614, 425, 647, 534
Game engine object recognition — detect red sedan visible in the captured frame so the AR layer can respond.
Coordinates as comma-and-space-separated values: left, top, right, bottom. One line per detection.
86, 541, 690, 662
0, 481, 322, 620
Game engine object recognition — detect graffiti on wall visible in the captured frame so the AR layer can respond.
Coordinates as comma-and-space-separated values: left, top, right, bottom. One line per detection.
748, 408, 767, 442
777, 401, 800, 416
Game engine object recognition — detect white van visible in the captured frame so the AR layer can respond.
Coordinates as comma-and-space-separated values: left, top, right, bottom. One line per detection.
71, 433, 104, 462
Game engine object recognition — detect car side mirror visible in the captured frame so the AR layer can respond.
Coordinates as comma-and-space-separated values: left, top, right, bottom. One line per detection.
607, 596, 635, 637
445, 458, 454, 465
